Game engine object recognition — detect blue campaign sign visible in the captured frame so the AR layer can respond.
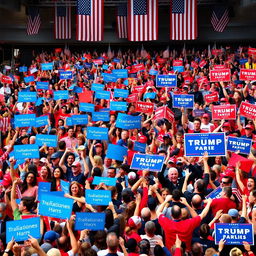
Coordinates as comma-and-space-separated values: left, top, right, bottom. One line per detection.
36, 81, 49, 90
91, 83, 105, 91
106, 144, 128, 161
215, 223, 254, 245
99, 108, 110, 112
149, 69, 158, 75
24, 76, 35, 83
173, 94, 194, 108
156, 75, 177, 87
173, 66, 185, 72
114, 89, 129, 98
194, 109, 205, 117
74, 86, 83, 93
95, 90, 111, 100
6, 217, 40, 243
134, 141, 147, 153
14, 114, 36, 127
110, 101, 127, 111
39, 193, 73, 219
124, 79, 129, 86
75, 64, 84, 70
92, 176, 117, 186
116, 113, 141, 130
92, 111, 110, 122
143, 92, 156, 99
131, 153, 165, 172
85, 63, 92, 68
102, 64, 109, 70
86, 189, 111, 206
41, 62, 53, 71
239, 58, 248, 65
87, 127, 108, 140
19, 66, 28, 72
71, 115, 88, 125
80, 103, 95, 112
112, 69, 128, 78
38, 182, 51, 201
75, 212, 106, 231
36, 134, 58, 147
18, 92, 37, 103
184, 133, 226, 157
61, 180, 70, 194
205, 186, 222, 199
113, 58, 120, 63
35, 97, 44, 106
35, 115, 48, 127
59, 71, 72, 80
14, 144, 39, 159
227, 137, 252, 155
54, 90, 69, 100
102, 73, 118, 83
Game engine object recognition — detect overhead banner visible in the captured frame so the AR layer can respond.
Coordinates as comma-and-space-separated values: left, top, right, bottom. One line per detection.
212, 105, 236, 120
239, 101, 256, 120
173, 94, 194, 108
215, 223, 254, 245
210, 69, 231, 82
131, 153, 165, 172
156, 75, 177, 87
227, 137, 252, 155
135, 102, 154, 114
184, 133, 226, 157
239, 69, 256, 81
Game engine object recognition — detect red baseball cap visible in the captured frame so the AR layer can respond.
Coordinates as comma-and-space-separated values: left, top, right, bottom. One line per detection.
245, 124, 254, 130
138, 135, 147, 144
223, 122, 231, 128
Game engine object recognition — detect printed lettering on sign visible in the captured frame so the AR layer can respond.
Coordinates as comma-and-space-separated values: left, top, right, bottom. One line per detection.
239, 102, 256, 120
135, 102, 154, 114
212, 105, 236, 120
240, 69, 256, 81
210, 69, 231, 82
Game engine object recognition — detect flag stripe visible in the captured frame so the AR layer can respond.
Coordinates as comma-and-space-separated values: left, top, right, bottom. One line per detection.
170, 0, 197, 41
55, 5, 71, 39
211, 7, 229, 32
27, 11, 41, 35
128, 0, 158, 42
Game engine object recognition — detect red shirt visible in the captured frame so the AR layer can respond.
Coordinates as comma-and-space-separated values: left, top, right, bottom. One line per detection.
158, 214, 201, 251
211, 197, 236, 216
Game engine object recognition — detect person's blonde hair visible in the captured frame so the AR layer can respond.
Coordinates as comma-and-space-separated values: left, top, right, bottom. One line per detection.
94, 155, 103, 170
229, 247, 242, 256
205, 248, 218, 256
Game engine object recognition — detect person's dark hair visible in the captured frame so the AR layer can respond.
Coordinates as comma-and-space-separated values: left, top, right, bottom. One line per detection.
126, 238, 137, 253
92, 167, 102, 177
172, 189, 181, 201
105, 209, 114, 230
210, 170, 217, 181
154, 245, 166, 256
66, 152, 75, 160
139, 239, 150, 255
28, 164, 37, 175
94, 230, 107, 250
171, 205, 181, 219
223, 186, 232, 198
127, 140, 134, 150
191, 242, 203, 256
108, 167, 116, 174
81, 248, 97, 256
248, 177, 256, 190
58, 140, 66, 150
199, 224, 210, 239
49, 128, 57, 135
158, 150, 167, 155
21, 171, 37, 193
196, 179, 205, 193
21, 196, 36, 212
51, 167, 65, 191
223, 176, 233, 184
194, 118, 201, 124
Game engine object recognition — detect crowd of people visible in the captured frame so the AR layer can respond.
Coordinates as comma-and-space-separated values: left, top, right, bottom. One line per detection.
0, 45, 255, 256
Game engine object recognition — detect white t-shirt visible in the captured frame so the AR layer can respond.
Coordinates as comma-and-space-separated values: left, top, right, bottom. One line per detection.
97, 249, 124, 256
140, 234, 163, 256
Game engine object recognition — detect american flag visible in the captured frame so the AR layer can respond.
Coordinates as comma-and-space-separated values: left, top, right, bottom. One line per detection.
76, 0, 104, 41
27, 7, 41, 35
231, 179, 242, 203
128, 0, 158, 41
170, 0, 197, 40
54, 4, 72, 39
211, 6, 229, 33
117, 3, 128, 39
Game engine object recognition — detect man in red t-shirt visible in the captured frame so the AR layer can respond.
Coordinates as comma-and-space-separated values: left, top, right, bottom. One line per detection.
156, 196, 212, 251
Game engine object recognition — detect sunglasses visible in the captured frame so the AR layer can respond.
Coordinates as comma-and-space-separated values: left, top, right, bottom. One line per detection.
221, 181, 230, 185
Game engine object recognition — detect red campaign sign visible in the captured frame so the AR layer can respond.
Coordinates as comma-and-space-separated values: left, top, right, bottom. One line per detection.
126, 93, 138, 103
199, 60, 207, 68
1, 75, 12, 84
239, 69, 256, 81
154, 106, 174, 122
78, 91, 93, 103
191, 61, 198, 68
55, 48, 62, 53
93, 59, 103, 65
132, 64, 145, 72
212, 105, 236, 120
157, 58, 166, 64
213, 65, 225, 70
239, 101, 256, 120
211, 49, 222, 55
173, 60, 183, 66
210, 69, 231, 82
132, 85, 145, 94
204, 92, 219, 103
135, 102, 154, 114
197, 76, 208, 85
228, 153, 254, 173
248, 48, 256, 56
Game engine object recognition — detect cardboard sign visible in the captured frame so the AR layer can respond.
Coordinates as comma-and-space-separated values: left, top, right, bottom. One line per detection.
248, 47, 256, 56
102, 73, 118, 83
38, 182, 51, 201
36, 134, 58, 147
239, 69, 256, 80
228, 153, 254, 173
156, 75, 177, 87
91, 83, 104, 91
173, 66, 184, 72
154, 106, 174, 122
80, 103, 95, 112
110, 101, 128, 111
70, 115, 88, 125
239, 101, 256, 120
149, 69, 158, 75
14, 114, 36, 127
41, 63, 53, 71
112, 69, 128, 79
199, 60, 207, 68
92, 177, 117, 186
6, 217, 40, 243
173, 94, 194, 108
194, 109, 205, 117
114, 89, 129, 98
60, 180, 70, 194
19, 66, 28, 72
173, 60, 183, 66
35, 115, 49, 127
75, 212, 106, 231
86, 190, 111, 206
39, 194, 73, 219
132, 64, 145, 72
135, 102, 154, 114
210, 69, 231, 82
116, 113, 141, 130
213, 65, 225, 70
143, 92, 156, 99
131, 153, 165, 172
86, 127, 108, 140
205, 186, 222, 199
59, 71, 72, 80
18, 92, 37, 103
212, 105, 236, 120
127, 94, 139, 103
92, 112, 110, 122
204, 92, 219, 104
36, 81, 49, 90
95, 90, 111, 100
14, 144, 39, 159
227, 137, 252, 155
54, 90, 69, 100
215, 223, 254, 245
106, 144, 128, 161
133, 141, 147, 153
93, 59, 103, 65
184, 132, 226, 157
24, 76, 35, 83
1, 75, 12, 84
